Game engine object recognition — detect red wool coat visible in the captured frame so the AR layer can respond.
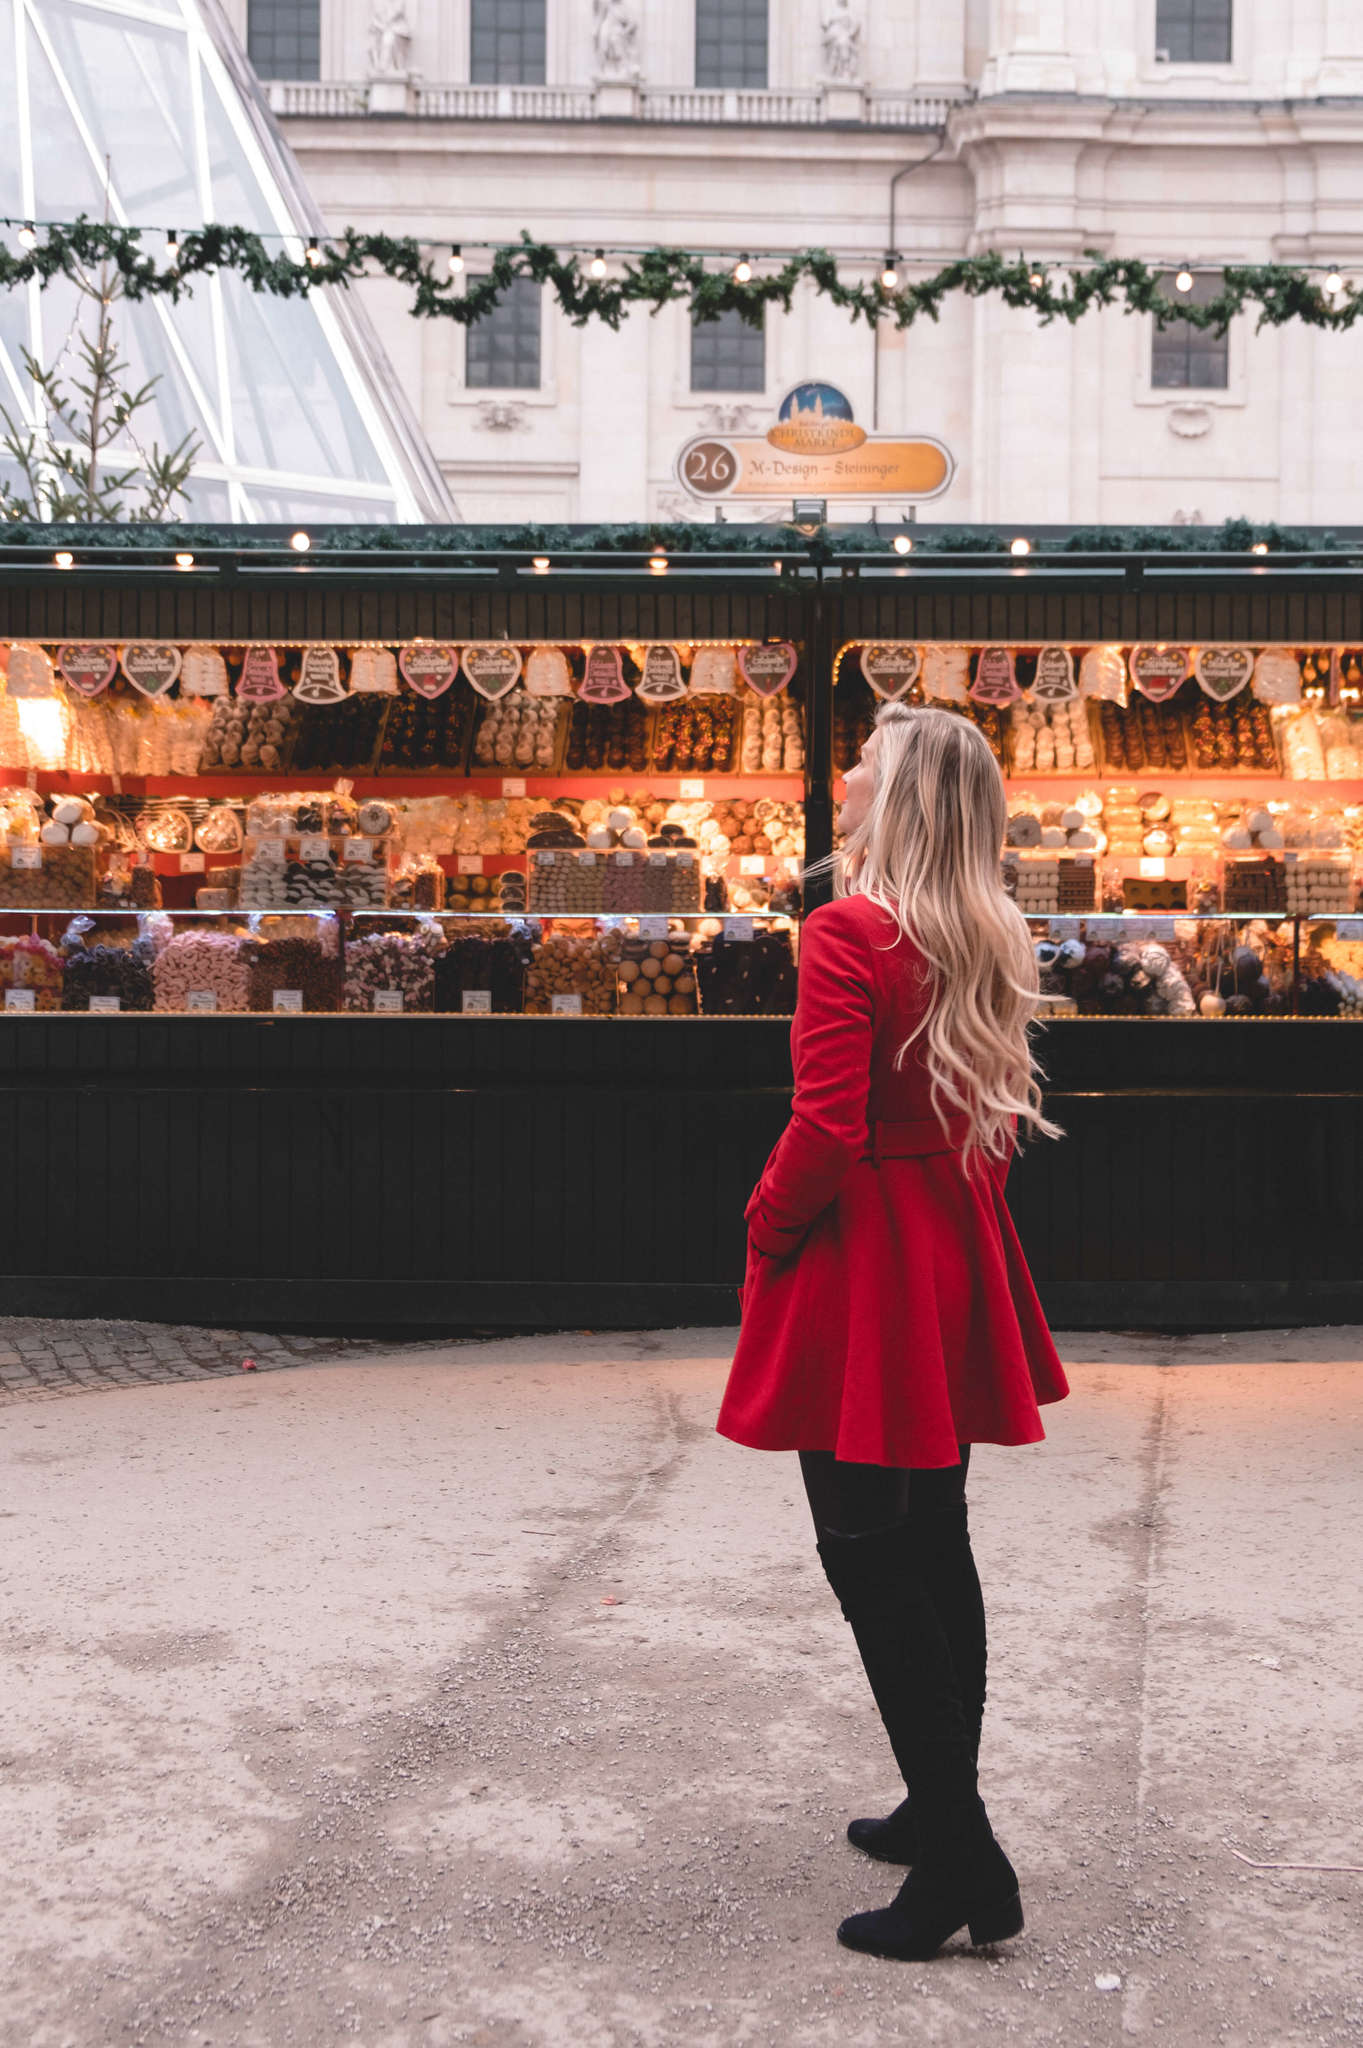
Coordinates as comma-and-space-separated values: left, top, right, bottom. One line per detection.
715, 893, 1070, 1468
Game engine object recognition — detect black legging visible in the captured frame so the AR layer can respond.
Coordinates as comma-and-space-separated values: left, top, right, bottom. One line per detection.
799, 1444, 971, 1538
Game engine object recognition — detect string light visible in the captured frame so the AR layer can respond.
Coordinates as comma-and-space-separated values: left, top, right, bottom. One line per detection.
1028, 267, 1045, 289
17, 222, 36, 249
1325, 268, 1343, 295
648, 552, 668, 574
892, 533, 913, 555
531, 555, 550, 573
1175, 267, 1194, 293
289, 530, 311, 553
1251, 541, 1269, 554
589, 249, 607, 280
880, 252, 900, 291
732, 254, 752, 284
174, 551, 194, 569
53, 549, 74, 568
1010, 537, 1032, 557
448, 245, 464, 276
305, 237, 322, 267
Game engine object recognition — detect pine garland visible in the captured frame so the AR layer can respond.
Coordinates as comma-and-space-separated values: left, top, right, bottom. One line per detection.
2, 218, 1361, 333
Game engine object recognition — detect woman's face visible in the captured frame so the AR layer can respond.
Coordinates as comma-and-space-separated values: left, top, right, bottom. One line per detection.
838, 725, 880, 838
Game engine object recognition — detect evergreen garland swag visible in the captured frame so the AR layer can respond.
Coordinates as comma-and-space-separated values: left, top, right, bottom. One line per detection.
2, 218, 1362, 333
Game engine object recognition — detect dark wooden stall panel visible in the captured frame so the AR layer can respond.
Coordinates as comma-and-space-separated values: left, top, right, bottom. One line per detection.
0, 1017, 1359, 1330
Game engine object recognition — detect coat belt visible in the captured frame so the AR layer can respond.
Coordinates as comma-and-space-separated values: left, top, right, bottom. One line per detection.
865, 1112, 971, 1163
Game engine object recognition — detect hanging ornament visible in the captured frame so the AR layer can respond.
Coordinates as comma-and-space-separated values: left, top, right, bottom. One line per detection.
859, 644, 921, 702
1193, 645, 1255, 702
195, 805, 244, 854
738, 642, 798, 698
462, 643, 523, 701
180, 644, 229, 697
1127, 644, 1189, 702
689, 645, 738, 696
920, 645, 971, 703
398, 644, 460, 699
56, 643, 116, 700
5, 642, 57, 697
348, 646, 399, 694
237, 646, 285, 703
292, 645, 348, 706
577, 643, 630, 704
634, 643, 687, 705
119, 641, 181, 698
1030, 645, 1077, 702
969, 646, 1021, 706
1328, 647, 1343, 706
523, 645, 573, 697
1250, 650, 1302, 706
1079, 643, 1128, 703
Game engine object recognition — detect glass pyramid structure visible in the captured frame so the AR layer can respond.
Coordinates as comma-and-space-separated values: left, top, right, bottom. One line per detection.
0, 0, 455, 522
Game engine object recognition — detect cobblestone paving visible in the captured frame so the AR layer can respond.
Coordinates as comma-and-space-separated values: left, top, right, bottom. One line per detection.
0, 1320, 445, 1403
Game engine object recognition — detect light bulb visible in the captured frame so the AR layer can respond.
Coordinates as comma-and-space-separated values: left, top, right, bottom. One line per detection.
1325, 269, 1343, 295
1028, 269, 1044, 289
589, 249, 607, 280
448, 245, 464, 275
531, 555, 550, 573
1010, 536, 1031, 557
290, 530, 311, 553
892, 533, 913, 555
305, 237, 322, 268
771, 559, 783, 573
1175, 267, 1194, 293
17, 222, 37, 250
880, 253, 899, 291
166, 229, 180, 264
1251, 541, 1269, 555
733, 254, 752, 284
174, 551, 194, 569
648, 552, 668, 574
53, 549, 74, 569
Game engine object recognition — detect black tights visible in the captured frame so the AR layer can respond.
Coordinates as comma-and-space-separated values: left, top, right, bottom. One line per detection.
799, 1444, 971, 1538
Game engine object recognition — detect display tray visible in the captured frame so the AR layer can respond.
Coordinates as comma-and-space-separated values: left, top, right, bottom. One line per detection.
466, 693, 572, 777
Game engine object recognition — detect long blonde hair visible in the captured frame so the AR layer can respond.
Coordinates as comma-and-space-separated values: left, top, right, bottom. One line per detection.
834, 701, 1062, 1170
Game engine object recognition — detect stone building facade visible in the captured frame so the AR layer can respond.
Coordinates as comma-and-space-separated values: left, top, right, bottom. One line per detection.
222, 1, 1363, 528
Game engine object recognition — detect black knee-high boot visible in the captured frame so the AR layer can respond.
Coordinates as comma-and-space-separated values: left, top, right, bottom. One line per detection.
816, 1518, 1022, 1959
846, 1500, 988, 1865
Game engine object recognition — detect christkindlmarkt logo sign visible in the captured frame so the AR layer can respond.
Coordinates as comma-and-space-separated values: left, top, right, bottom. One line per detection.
675, 382, 953, 504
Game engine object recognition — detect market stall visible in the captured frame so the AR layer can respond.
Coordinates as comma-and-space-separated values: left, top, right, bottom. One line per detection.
1, 529, 1361, 1328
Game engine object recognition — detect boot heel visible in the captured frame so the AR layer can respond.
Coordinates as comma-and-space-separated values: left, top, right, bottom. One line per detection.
968, 1888, 1024, 1944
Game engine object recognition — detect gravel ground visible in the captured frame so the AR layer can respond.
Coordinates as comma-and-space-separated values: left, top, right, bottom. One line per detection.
2, 1324, 1361, 2047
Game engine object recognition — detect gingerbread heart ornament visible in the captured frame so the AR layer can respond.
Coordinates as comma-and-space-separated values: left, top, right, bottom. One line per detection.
57, 643, 116, 699
737, 642, 797, 698
398, 645, 459, 700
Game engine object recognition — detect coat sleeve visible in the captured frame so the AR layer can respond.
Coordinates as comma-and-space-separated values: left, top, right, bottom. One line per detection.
744, 904, 875, 1258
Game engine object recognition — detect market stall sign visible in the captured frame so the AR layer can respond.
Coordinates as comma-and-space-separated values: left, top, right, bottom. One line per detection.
523, 645, 572, 697
56, 643, 115, 699
675, 382, 953, 504
634, 643, 687, 705
349, 647, 399, 694
180, 644, 229, 697
1128, 644, 1189, 702
1030, 646, 1077, 702
293, 645, 347, 706
237, 646, 285, 703
859, 643, 921, 702
738, 642, 797, 698
399, 643, 460, 699
1193, 645, 1255, 702
462, 643, 523, 701
690, 646, 737, 696
120, 642, 181, 698
578, 644, 630, 705
970, 646, 1022, 707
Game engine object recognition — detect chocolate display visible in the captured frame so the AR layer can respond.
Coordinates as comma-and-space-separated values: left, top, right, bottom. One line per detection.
1191, 695, 1278, 772
342, 925, 440, 1011
692, 924, 798, 1015
431, 919, 535, 1013
834, 674, 877, 774
652, 698, 737, 773
564, 697, 651, 773
60, 926, 156, 1011
379, 689, 475, 772
291, 694, 387, 772
1099, 691, 1189, 772
523, 925, 623, 1013
244, 923, 344, 1012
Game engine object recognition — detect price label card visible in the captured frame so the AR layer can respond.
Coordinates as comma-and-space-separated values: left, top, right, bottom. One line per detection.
613, 850, 633, 866
576, 850, 598, 867
9, 845, 41, 870
1139, 857, 1167, 879
535, 850, 554, 866
679, 779, 705, 800
4, 988, 36, 1012
298, 834, 331, 863
647, 851, 668, 867
272, 989, 303, 1013
186, 989, 217, 1012
725, 917, 755, 942
179, 852, 206, 874
501, 777, 526, 797
740, 854, 766, 875
88, 995, 121, 1013
550, 992, 583, 1015
372, 989, 403, 1013
1074, 854, 1094, 868
254, 840, 286, 865
342, 837, 372, 865
637, 915, 669, 940
457, 855, 484, 875
461, 989, 493, 1014
675, 851, 695, 867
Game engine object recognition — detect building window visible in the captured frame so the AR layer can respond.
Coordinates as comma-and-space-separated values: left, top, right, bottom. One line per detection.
1152, 271, 1229, 389
690, 307, 765, 392
246, 0, 320, 80
1155, 0, 1232, 63
470, 0, 547, 85
466, 279, 542, 389
695, 0, 768, 88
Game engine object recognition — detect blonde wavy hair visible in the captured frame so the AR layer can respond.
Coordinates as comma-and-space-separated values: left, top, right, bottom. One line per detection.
831, 701, 1063, 1171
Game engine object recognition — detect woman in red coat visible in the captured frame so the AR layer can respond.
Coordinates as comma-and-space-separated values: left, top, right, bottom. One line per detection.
716, 701, 1069, 1963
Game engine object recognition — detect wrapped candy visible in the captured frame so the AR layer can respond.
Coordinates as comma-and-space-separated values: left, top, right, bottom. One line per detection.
343, 924, 442, 1011
0, 934, 64, 1009
153, 929, 251, 1012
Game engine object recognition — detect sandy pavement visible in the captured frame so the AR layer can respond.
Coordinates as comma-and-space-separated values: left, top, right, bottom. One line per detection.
2, 1326, 1361, 2047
